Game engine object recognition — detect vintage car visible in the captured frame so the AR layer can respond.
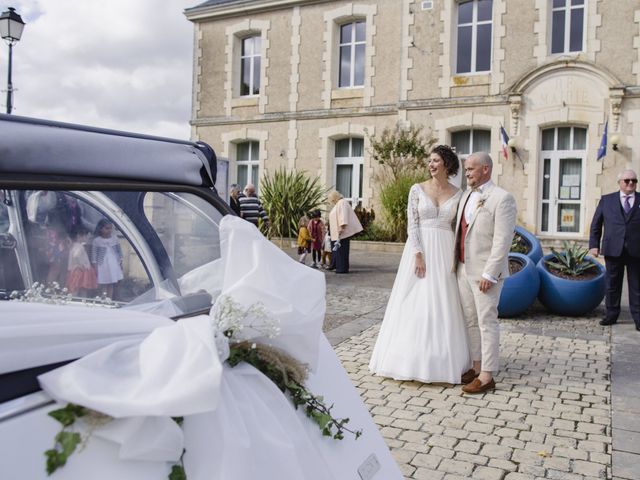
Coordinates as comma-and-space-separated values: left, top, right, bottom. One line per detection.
0, 114, 402, 479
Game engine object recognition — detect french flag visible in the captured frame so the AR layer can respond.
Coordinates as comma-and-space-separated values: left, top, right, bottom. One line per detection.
499, 126, 510, 161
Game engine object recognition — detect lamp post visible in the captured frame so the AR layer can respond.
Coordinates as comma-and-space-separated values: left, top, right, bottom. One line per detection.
0, 7, 26, 114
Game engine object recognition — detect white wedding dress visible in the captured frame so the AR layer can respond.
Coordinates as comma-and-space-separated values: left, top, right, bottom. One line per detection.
369, 184, 471, 384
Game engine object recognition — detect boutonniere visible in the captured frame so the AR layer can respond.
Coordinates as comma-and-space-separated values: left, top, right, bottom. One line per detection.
476, 194, 489, 210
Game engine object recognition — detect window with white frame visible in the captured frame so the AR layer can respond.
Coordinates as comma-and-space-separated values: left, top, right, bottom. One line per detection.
451, 129, 491, 157
240, 35, 261, 96
334, 137, 364, 202
451, 129, 491, 189
236, 141, 260, 192
550, 0, 584, 54
338, 20, 366, 88
456, 0, 493, 74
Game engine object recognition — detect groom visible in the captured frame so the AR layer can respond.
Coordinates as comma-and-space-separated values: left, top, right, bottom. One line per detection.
454, 152, 517, 394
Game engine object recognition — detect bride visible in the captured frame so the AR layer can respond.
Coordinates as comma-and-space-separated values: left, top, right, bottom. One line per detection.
369, 144, 472, 384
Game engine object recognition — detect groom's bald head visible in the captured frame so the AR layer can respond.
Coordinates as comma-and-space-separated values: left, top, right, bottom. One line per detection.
465, 152, 493, 188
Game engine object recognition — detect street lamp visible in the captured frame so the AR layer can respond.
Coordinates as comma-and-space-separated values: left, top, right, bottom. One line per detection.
0, 7, 26, 114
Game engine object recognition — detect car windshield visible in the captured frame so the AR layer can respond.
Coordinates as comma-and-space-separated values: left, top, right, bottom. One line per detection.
0, 189, 224, 317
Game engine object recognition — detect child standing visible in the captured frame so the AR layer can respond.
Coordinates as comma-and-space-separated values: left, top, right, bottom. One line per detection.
91, 219, 124, 299
296, 215, 313, 265
307, 210, 325, 269
322, 222, 332, 269
66, 225, 97, 297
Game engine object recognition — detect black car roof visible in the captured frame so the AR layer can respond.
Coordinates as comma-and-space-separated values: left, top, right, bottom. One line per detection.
0, 114, 216, 187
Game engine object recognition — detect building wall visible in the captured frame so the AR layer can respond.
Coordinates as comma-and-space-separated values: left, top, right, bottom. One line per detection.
187, 0, 640, 241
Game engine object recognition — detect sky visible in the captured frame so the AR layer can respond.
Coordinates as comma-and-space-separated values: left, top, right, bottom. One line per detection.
0, 0, 198, 139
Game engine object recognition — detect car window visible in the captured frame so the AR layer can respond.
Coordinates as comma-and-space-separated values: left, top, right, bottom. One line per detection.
1, 189, 225, 314
1, 190, 153, 305
143, 192, 222, 278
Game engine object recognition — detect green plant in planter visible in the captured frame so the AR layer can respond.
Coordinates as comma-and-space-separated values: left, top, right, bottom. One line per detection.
545, 241, 597, 277
260, 168, 327, 244
510, 233, 528, 254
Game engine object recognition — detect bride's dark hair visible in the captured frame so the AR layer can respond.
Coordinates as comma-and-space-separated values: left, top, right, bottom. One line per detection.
430, 144, 459, 177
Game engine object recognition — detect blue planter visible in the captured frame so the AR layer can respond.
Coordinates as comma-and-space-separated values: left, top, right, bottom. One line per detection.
515, 226, 543, 265
536, 254, 606, 316
498, 253, 540, 318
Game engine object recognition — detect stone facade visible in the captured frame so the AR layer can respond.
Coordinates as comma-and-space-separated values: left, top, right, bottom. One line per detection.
186, 0, 640, 241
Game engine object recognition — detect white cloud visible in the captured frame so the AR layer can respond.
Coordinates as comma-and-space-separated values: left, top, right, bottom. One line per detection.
0, 0, 196, 139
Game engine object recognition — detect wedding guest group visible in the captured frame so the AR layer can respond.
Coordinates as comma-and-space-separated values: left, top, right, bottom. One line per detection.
589, 169, 640, 331
370, 147, 516, 395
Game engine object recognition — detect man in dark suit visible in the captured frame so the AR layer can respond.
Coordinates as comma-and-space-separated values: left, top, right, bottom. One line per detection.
589, 169, 640, 330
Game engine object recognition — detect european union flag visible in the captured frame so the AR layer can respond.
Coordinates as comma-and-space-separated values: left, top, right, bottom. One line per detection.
597, 120, 607, 161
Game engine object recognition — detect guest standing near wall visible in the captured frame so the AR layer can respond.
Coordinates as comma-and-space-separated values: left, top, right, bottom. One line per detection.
327, 191, 362, 274
239, 184, 269, 229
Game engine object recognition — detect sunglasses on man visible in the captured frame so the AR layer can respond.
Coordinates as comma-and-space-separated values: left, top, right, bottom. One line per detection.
621, 178, 638, 184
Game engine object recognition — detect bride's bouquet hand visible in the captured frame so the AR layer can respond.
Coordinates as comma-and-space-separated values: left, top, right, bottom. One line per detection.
414, 253, 426, 278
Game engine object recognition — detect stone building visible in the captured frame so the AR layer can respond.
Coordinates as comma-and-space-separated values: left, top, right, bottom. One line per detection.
185, 0, 640, 242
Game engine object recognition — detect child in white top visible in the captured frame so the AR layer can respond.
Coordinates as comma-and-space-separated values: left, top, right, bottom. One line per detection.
91, 219, 124, 299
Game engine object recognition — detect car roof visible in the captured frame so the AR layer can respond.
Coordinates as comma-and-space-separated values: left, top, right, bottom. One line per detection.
0, 114, 216, 187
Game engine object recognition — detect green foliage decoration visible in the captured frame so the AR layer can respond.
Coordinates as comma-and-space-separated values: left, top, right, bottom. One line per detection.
545, 241, 597, 277
260, 168, 327, 242
379, 171, 429, 242
227, 341, 362, 441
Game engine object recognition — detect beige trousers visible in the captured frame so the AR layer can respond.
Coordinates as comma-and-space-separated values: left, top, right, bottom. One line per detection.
456, 264, 503, 373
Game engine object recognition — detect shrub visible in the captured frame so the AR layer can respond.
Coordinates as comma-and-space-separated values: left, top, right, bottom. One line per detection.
355, 221, 395, 242
379, 171, 429, 242
367, 123, 436, 182
260, 168, 327, 242
354, 205, 375, 232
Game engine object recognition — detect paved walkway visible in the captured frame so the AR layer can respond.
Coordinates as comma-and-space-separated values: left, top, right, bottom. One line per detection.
296, 247, 638, 480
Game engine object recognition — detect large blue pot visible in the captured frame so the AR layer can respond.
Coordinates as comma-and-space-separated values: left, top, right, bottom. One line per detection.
498, 253, 540, 318
536, 254, 606, 316
515, 225, 543, 265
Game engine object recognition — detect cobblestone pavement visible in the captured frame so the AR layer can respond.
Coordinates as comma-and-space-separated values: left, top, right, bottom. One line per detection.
334, 305, 613, 480
284, 246, 636, 479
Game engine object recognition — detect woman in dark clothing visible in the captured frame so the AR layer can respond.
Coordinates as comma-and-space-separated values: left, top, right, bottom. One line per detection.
229, 184, 242, 216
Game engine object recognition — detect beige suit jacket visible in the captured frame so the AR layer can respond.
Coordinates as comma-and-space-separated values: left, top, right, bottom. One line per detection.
454, 184, 517, 281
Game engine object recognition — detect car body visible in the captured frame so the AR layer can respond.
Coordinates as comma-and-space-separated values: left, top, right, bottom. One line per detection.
0, 114, 401, 479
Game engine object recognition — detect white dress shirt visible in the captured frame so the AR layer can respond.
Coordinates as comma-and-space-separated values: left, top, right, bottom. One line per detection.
620, 191, 636, 210
464, 180, 494, 224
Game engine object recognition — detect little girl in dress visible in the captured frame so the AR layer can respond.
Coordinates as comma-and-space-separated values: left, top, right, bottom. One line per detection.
66, 226, 97, 296
91, 219, 124, 299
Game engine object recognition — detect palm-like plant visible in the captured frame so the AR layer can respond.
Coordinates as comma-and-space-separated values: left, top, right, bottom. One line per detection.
260, 168, 327, 244
545, 241, 597, 277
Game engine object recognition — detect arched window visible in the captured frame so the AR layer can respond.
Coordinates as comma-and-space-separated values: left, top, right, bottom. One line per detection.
236, 141, 260, 192
334, 137, 364, 202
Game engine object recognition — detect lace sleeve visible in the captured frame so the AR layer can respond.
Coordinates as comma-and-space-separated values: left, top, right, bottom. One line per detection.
407, 185, 423, 255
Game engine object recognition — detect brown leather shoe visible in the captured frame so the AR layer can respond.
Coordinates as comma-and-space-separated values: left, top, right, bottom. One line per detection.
462, 378, 496, 394
461, 369, 479, 384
